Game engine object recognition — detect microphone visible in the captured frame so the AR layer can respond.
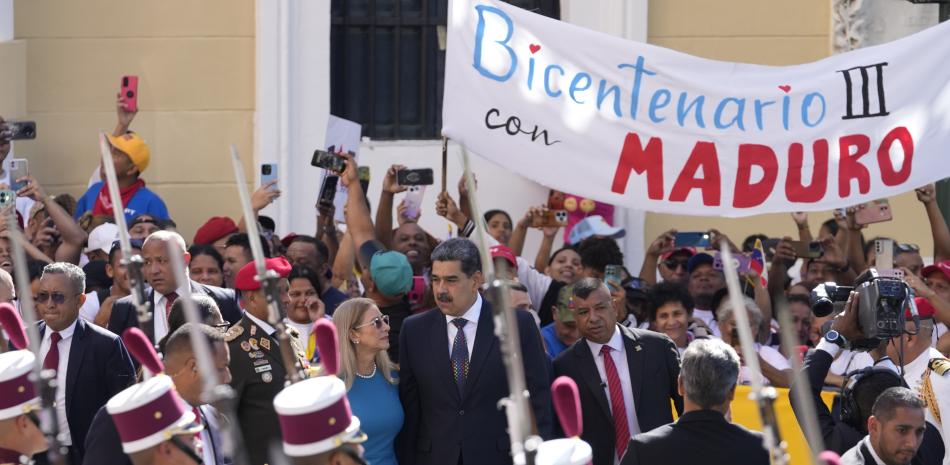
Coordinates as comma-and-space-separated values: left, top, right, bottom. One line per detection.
313, 319, 339, 376
0, 303, 28, 350
123, 327, 164, 375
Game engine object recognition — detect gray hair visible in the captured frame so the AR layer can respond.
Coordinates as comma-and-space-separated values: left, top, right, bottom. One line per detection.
431, 238, 481, 277
716, 297, 763, 329
681, 338, 741, 409
872, 387, 926, 422
143, 230, 187, 254
41, 262, 86, 295
0, 268, 14, 300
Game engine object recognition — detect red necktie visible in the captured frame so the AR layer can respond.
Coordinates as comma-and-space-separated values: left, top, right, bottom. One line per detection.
192, 407, 204, 456
601, 345, 630, 460
164, 292, 179, 321
44, 332, 62, 371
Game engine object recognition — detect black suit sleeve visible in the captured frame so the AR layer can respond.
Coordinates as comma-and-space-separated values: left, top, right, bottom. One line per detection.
107, 335, 137, 395
620, 438, 642, 465
663, 337, 684, 415
396, 317, 420, 465
82, 406, 132, 465
517, 310, 554, 439
790, 348, 837, 448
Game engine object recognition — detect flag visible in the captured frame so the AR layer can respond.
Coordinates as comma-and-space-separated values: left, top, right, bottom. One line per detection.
750, 239, 768, 287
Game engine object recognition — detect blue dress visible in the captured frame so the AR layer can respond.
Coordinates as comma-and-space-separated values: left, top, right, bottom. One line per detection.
348, 370, 404, 465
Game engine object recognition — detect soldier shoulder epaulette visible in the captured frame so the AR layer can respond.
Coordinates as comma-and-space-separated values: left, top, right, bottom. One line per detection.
224, 324, 244, 342
929, 357, 950, 376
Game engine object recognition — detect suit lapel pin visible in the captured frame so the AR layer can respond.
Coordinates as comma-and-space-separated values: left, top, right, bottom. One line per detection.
250, 325, 257, 336
634, 345, 642, 352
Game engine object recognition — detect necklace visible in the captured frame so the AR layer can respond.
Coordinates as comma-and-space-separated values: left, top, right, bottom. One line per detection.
356, 363, 377, 379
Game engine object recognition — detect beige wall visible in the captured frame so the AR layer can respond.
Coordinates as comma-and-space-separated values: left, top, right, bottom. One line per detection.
5, 0, 255, 242
643, 0, 936, 259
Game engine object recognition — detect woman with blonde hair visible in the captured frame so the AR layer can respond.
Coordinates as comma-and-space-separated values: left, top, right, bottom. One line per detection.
333, 298, 403, 465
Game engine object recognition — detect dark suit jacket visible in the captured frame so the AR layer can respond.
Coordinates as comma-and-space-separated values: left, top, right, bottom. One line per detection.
228, 314, 307, 465
553, 325, 683, 465
398, 301, 553, 465
83, 403, 228, 465
37, 318, 135, 462
790, 348, 943, 464
110, 280, 242, 343
620, 409, 769, 465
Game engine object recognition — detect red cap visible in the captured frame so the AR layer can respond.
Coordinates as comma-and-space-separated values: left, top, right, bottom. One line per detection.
490, 244, 518, 271
661, 247, 696, 261
234, 257, 293, 291
921, 261, 950, 282
910, 297, 937, 319
192, 216, 238, 245
281, 233, 299, 248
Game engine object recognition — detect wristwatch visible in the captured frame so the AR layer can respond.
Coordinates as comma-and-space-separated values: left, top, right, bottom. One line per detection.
824, 330, 848, 349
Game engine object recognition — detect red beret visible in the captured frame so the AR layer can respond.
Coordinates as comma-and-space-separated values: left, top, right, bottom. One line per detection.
193, 216, 238, 245
910, 296, 937, 320
235, 257, 292, 291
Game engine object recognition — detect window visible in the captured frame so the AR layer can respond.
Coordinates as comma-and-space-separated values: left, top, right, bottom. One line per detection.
330, 0, 559, 140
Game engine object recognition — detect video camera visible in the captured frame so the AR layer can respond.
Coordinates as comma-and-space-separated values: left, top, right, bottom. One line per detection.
810, 269, 918, 351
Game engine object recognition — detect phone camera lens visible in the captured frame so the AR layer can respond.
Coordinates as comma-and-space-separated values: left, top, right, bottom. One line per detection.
126, 90, 135, 98
262, 165, 272, 175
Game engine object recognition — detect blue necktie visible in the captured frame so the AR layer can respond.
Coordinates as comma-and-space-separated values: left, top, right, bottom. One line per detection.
450, 318, 470, 390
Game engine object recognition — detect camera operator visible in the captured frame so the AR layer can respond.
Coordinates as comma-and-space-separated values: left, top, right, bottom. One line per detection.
813, 289, 948, 463
909, 262, 950, 354
790, 291, 944, 463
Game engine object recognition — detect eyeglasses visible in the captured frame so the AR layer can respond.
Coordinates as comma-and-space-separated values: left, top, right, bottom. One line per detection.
662, 258, 688, 270
354, 314, 390, 330
35, 292, 77, 305
213, 322, 230, 334
26, 411, 41, 429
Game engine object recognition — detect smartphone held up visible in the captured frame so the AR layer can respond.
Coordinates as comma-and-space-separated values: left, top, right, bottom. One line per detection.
119, 75, 139, 113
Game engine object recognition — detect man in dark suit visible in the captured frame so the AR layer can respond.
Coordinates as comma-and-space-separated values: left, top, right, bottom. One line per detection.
227, 257, 309, 465
109, 231, 241, 344
34, 262, 136, 465
553, 278, 682, 465
839, 387, 927, 465
83, 323, 233, 465
398, 238, 553, 465
620, 338, 768, 465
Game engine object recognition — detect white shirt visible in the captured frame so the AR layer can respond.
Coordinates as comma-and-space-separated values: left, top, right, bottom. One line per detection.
39, 318, 78, 446
285, 319, 312, 344
446, 293, 482, 357
245, 310, 277, 336
585, 325, 640, 464
863, 436, 887, 465
78, 291, 101, 323
152, 283, 191, 342
902, 347, 950, 465
188, 403, 215, 465
691, 309, 721, 337
738, 344, 791, 386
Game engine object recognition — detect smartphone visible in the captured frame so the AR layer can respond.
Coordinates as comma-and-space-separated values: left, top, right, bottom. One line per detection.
260, 163, 278, 190
531, 209, 568, 228
604, 264, 623, 289
358, 166, 370, 194
713, 252, 752, 273
403, 186, 426, 220
0, 190, 14, 209
675, 231, 711, 248
855, 199, 892, 226
311, 149, 346, 173
875, 238, 894, 270
318, 175, 339, 207
9, 159, 28, 191
0, 121, 36, 141
397, 168, 434, 186
119, 75, 139, 113
789, 240, 823, 258
407, 276, 426, 306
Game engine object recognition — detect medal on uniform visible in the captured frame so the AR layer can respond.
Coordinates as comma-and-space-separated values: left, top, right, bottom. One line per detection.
262, 372, 273, 383
248, 350, 264, 359
249, 339, 259, 350
240, 341, 251, 352
250, 325, 257, 336
260, 337, 271, 351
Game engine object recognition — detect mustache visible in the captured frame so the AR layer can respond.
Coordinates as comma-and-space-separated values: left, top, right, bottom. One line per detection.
437, 293, 453, 303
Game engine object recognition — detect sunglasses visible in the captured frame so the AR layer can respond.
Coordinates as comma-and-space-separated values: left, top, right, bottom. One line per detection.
662, 258, 689, 270
354, 314, 390, 330
35, 292, 77, 305
26, 411, 41, 429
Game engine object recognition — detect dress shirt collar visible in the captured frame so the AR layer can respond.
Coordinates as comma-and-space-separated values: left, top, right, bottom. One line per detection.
245, 310, 276, 336
863, 436, 886, 465
45, 317, 79, 340
586, 324, 623, 356
444, 293, 482, 326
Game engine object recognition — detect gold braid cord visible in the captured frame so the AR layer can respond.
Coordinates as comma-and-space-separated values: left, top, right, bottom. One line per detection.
920, 358, 949, 427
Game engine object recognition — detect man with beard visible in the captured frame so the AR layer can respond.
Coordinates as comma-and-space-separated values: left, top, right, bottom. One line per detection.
839, 387, 927, 465
685, 253, 725, 338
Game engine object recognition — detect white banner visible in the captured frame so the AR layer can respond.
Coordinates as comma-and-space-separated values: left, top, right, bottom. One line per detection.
442, 0, 950, 217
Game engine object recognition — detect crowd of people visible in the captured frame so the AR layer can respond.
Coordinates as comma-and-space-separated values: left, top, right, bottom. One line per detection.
0, 95, 948, 465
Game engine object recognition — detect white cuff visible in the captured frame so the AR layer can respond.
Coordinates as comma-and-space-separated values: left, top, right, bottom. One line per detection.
815, 338, 841, 358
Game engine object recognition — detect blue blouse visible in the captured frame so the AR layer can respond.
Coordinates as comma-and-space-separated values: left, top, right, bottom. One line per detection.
348, 370, 404, 465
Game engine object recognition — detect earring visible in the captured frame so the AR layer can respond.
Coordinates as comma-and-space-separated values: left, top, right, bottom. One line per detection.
352, 339, 359, 345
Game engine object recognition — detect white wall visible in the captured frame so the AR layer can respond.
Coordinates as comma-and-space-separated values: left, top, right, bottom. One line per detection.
0, 0, 12, 41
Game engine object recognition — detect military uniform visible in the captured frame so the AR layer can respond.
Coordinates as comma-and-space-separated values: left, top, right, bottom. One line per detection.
0, 448, 28, 465
227, 312, 310, 465
903, 347, 950, 465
